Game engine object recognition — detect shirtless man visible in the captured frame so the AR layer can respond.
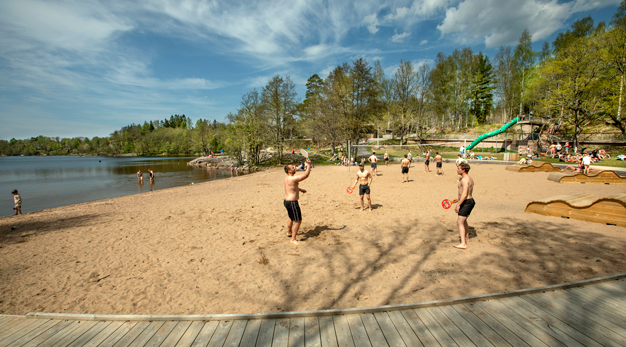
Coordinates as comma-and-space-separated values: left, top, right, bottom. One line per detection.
284, 159, 311, 245
351, 163, 373, 212
137, 170, 143, 182
148, 168, 154, 183
401, 155, 411, 182
454, 162, 475, 249
434, 152, 443, 175
424, 150, 431, 172
368, 152, 379, 176
384, 151, 389, 166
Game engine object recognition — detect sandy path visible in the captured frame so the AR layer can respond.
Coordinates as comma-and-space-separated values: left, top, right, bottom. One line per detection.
1, 162, 625, 315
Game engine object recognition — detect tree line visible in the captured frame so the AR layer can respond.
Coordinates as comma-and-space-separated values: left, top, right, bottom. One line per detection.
2, 2, 624, 159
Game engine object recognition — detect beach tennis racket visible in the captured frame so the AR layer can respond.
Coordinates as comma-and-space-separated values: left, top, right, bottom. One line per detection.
442, 199, 458, 209
346, 187, 353, 194
300, 149, 309, 158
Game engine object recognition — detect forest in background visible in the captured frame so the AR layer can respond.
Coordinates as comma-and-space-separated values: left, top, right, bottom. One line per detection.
1, 2, 624, 164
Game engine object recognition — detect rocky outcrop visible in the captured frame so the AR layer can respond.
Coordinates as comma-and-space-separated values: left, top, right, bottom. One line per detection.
187, 156, 240, 169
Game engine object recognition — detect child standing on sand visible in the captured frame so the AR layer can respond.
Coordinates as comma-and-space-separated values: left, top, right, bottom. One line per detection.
12, 190, 22, 215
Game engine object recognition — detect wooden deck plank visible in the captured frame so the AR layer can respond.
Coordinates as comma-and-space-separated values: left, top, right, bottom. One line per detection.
190, 321, 219, 347
332, 315, 355, 347
222, 320, 247, 347
1, 319, 50, 346
594, 280, 626, 301
399, 309, 440, 347
96, 321, 143, 347
111, 321, 156, 347
288, 318, 305, 347
543, 290, 626, 333
505, 297, 607, 347
482, 300, 574, 347
567, 286, 626, 315
160, 321, 192, 347
387, 311, 422, 347
438, 305, 495, 346
0, 318, 43, 343
254, 319, 276, 347
467, 303, 544, 347
238, 319, 262, 347
0, 317, 22, 331
17, 320, 77, 347
5, 319, 62, 347
303, 317, 321, 347
271, 319, 289, 347
557, 287, 626, 322
64, 321, 112, 347
520, 294, 626, 346
318, 316, 338, 347
359, 313, 388, 347
413, 308, 457, 347
124, 321, 165, 347
450, 304, 513, 347
80, 321, 125, 347
425, 307, 475, 347
206, 320, 233, 347
373, 311, 405, 347
50, 321, 99, 347
345, 314, 371, 347
144, 321, 179, 347
174, 321, 206, 347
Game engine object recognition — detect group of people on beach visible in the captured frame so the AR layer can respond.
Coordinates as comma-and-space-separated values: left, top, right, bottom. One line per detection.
136, 169, 155, 183
284, 151, 475, 249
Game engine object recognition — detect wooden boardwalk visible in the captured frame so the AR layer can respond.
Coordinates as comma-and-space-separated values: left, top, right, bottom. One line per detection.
2, 274, 626, 346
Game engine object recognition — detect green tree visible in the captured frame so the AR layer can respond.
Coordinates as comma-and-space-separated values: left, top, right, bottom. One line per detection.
514, 28, 535, 115
262, 75, 298, 163
470, 52, 494, 125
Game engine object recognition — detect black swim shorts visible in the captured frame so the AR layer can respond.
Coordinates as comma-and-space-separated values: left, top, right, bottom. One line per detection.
401, 167, 409, 174
371, 162, 377, 168
458, 198, 475, 217
425, 160, 430, 165
384, 157, 389, 161
436, 162, 442, 168
359, 184, 370, 195
284, 200, 302, 221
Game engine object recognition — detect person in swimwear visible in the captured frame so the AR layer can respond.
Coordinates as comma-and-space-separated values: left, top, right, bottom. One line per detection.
351, 163, 373, 212
368, 152, 379, 176
454, 162, 475, 250
424, 150, 431, 172
148, 168, 154, 183
284, 158, 312, 245
401, 155, 411, 182
434, 152, 443, 175
384, 151, 389, 166
137, 170, 143, 182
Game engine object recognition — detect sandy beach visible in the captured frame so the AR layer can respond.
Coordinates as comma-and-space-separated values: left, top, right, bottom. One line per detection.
1, 162, 625, 316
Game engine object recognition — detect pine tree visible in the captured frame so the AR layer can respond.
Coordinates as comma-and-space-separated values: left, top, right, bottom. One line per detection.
470, 53, 495, 125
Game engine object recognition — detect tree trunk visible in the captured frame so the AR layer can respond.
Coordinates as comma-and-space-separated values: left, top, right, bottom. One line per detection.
519, 66, 525, 115
618, 71, 624, 122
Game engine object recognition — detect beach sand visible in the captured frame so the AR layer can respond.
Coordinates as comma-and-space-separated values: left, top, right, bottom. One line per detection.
1, 162, 625, 315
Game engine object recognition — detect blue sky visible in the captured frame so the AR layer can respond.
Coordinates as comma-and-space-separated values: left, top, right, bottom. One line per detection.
0, 0, 621, 140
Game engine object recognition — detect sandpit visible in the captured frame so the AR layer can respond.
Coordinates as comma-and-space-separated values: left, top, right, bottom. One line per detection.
1, 162, 625, 315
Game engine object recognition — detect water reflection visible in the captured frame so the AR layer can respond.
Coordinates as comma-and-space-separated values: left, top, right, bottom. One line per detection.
0, 156, 245, 216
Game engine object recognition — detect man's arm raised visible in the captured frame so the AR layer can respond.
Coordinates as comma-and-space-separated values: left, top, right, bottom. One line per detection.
292, 159, 312, 183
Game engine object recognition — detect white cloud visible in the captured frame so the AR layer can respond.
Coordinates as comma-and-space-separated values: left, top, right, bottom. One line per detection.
363, 13, 380, 34
420, 39, 428, 45
392, 32, 412, 42
437, 0, 621, 47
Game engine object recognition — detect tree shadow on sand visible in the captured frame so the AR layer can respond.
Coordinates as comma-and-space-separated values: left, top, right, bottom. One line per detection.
0, 213, 108, 246
221, 216, 626, 314
300, 225, 347, 241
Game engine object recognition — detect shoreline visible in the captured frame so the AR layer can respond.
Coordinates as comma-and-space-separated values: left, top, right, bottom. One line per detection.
1, 163, 625, 315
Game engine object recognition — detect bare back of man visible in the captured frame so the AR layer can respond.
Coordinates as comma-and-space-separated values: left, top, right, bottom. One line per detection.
400, 155, 410, 183
424, 151, 431, 172
368, 152, 379, 176
434, 153, 443, 175
284, 159, 312, 245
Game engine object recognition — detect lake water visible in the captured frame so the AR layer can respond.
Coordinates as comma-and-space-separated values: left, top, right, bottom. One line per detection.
0, 156, 243, 217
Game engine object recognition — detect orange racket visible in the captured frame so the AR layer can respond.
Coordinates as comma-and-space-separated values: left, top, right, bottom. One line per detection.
346, 187, 353, 194
442, 199, 458, 209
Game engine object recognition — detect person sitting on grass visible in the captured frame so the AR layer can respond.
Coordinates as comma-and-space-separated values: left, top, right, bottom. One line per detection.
560, 164, 583, 173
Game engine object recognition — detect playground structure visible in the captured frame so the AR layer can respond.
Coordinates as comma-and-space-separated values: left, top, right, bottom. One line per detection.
548, 170, 626, 185
465, 117, 518, 151
525, 193, 626, 227
464, 115, 552, 154
506, 162, 561, 172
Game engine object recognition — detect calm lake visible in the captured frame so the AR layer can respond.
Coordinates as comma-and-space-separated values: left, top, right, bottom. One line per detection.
0, 156, 243, 217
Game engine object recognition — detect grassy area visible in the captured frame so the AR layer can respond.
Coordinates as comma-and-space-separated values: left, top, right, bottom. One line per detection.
364, 145, 513, 159
533, 157, 626, 168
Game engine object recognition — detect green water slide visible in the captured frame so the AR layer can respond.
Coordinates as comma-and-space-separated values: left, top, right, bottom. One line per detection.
465, 117, 518, 151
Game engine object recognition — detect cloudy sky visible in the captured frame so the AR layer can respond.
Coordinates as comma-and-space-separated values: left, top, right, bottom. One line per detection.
0, 0, 621, 140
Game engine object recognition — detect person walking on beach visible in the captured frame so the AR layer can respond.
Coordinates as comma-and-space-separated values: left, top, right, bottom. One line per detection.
582, 152, 592, 175
12, 190, 22, 215
137, 170, 143, 183
284, 158, 312, 245
384, 151, 389, 166
407, 150, 412, 163
454, 162, 475, 250
435, 152, 443, 175
351, 163, 373, 212
148, 168, 154, 183
368, 152, 379, 176
401, 155, 411, 183
424, 150, 431, 172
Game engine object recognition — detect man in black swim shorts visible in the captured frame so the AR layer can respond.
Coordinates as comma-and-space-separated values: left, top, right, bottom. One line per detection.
424, 150, 431, 172
434, 152, 443, 175
454, 162, 475, 249
284, 159, 312, 245
351, 163, 373, 212
400, 155, 410, 182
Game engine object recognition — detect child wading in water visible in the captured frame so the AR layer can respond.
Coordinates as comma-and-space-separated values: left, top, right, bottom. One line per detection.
12, 189, 22, 215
